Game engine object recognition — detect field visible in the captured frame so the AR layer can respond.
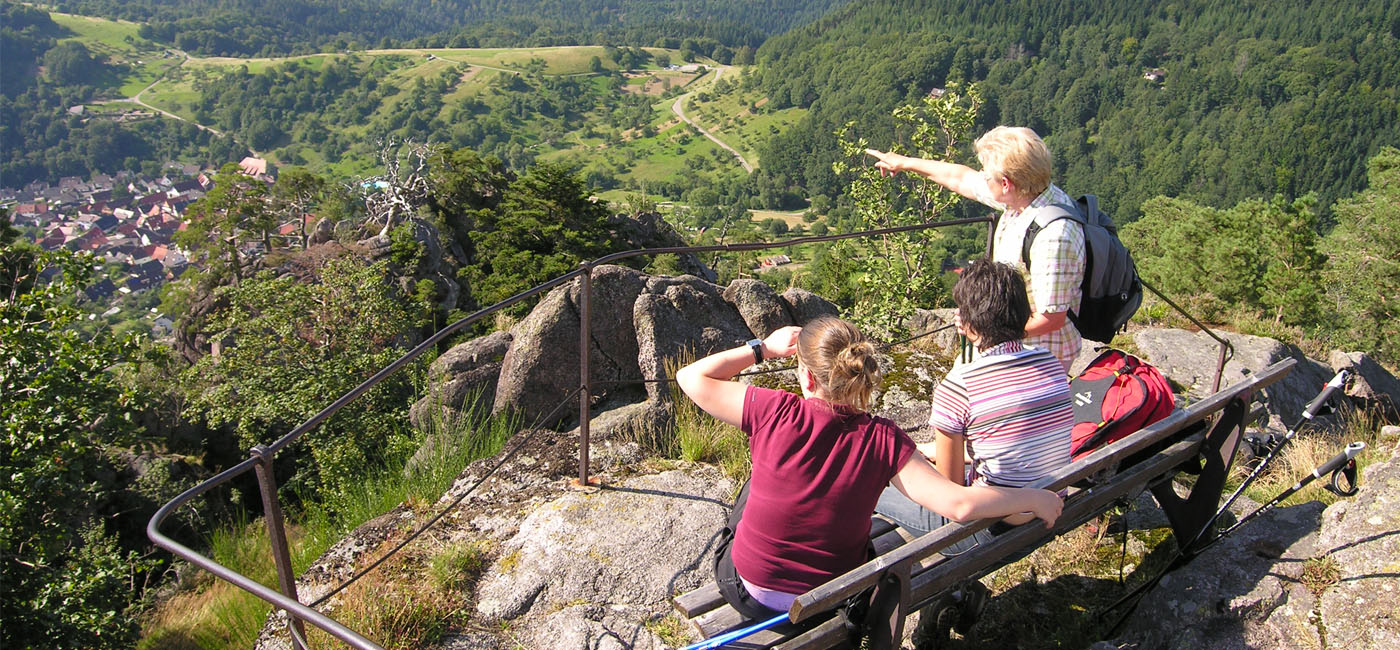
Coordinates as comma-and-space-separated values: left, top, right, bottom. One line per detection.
54, 10, 791, 225
50, 12, 184, 97
680, 71, 808, 168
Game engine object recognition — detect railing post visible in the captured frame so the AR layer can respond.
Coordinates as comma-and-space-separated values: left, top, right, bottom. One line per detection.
1212, 344, 1229, 394
985, 214, 998, 258
574, 261, 597, 488
252, 445, 308, 650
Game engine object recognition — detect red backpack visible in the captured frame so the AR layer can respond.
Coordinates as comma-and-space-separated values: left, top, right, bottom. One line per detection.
1069, 349, 1175, 459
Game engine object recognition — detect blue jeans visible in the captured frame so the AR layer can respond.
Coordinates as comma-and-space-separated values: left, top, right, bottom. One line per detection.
874, 487, 993, 556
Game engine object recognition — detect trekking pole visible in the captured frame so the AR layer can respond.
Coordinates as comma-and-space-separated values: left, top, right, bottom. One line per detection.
1100, 441, 1366, 630
1200, 441, 1365, 551
677, 612, 789, 650
1197, 368, 1351, 548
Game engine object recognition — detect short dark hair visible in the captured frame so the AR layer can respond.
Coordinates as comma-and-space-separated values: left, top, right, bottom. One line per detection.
953, 258, 1030, 349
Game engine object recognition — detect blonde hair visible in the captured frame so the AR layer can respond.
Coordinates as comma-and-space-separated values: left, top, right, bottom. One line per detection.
974, 126, 1053, 199
797, 317, 882, 411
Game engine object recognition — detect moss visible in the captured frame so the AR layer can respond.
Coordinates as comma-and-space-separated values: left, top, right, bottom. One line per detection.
747, 360, 800, 393
883, 349, 940, 398
497, 549, 522, 574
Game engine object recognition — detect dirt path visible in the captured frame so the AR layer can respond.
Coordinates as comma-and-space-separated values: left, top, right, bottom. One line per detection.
97, 51, 234, 143
670, 66, 754, 174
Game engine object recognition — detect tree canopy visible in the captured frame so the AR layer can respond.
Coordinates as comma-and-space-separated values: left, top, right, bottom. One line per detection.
1, 211, 148, 648
750, 0, 1400, 221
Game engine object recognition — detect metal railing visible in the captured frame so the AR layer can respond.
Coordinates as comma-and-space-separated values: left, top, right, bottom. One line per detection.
147, 214, 1233, 649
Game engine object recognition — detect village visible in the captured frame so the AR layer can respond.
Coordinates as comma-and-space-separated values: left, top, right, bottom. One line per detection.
2, 156, 280, 339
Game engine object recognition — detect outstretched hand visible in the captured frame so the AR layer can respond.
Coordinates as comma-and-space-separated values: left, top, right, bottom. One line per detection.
864, 148, 908, 178
762, 326, 802, 359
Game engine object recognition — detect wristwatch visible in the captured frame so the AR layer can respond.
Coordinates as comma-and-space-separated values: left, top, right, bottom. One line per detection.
746, 338, 764, 364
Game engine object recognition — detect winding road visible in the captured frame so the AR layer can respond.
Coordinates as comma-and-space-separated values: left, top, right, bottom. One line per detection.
100, 51, 227, 139
670, 66, 754, 174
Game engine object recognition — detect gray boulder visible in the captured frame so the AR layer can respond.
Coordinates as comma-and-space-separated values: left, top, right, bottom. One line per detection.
308, 217, 334, 245
723, 278, 794, 339
634, 275, 754, 403
607, 211, 715, 282
1329, 350, 1400, 417
358, 232, 392, 258
903, 308, 960, 358
405, 217, 445, 275
1313, 449, 1400, 649
361, 218, 444, 276
1132, 329, 1332, 432
493, 265, 649, 429
409, 331, 513, 436
1112, 497, 1329, 650
1108, 443, 1400, 650
780, 287, 840, 325
473, 469, 733, 623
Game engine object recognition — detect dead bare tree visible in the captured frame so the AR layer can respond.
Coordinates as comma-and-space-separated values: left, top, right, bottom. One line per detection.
363, 140, 434, 239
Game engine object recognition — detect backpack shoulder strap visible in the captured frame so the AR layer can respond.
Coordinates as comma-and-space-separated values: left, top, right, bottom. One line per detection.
1020, 201, 1084, 269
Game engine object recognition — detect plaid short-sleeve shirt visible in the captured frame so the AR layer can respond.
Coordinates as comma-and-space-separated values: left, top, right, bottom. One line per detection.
972, 178, 1085, 372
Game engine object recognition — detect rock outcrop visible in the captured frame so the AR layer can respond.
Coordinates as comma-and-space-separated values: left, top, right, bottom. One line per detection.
1133, 329, 1333, 432
607, 211, 715, 282
634, 275, 754, 403
260, 256, 1400, 650
723, 278, 794, 339
781, 286, 842, 326
492, 265, 649, 429
1108, 441, 1400, 650
1330, 350, 1400, 418
473, 470, 732, 632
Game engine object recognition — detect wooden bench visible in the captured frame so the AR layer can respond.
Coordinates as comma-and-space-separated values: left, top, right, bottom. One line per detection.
672, 359, 1296, 649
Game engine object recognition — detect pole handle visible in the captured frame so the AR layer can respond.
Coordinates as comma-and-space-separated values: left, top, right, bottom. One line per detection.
1301, 368, 1350, 420
1312, 441, 1365, 481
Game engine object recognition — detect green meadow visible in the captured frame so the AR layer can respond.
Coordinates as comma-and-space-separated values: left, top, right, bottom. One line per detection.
50, 11, 183, 97
56, 10, 770, 217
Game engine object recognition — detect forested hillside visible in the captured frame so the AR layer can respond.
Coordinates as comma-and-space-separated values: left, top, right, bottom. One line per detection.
753, 0, 1400, 220
0, 3, 248, 185
51, 0, 847, 56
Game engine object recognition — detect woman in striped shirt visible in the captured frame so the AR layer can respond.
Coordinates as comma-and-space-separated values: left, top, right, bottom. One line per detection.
875, 258, 1073, 540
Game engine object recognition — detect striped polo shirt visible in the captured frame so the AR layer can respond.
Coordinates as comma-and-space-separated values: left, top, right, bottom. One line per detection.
929, 340, 1073, 487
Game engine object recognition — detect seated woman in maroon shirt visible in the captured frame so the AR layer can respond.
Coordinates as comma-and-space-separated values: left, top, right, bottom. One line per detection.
676, 316, 1062, 619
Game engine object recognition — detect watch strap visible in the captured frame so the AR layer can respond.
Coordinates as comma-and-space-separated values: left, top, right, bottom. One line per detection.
747, 338, 764, 364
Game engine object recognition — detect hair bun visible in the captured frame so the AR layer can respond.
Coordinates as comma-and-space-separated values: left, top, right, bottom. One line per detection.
830, 341, 881, 410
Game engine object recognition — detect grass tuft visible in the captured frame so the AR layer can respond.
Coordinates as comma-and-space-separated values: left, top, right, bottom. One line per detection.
141, 384, 518, 648
303, 537, 468, 650
1236, 405, 1391, 509
1301, 555, 1341, 597
663, 354, 752, 482
429, 540, 491, 593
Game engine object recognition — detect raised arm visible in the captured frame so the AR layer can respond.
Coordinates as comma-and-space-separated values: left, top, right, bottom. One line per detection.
889, 454, 1060, 527
864, 149, 986, 202
675, 326, 802, 428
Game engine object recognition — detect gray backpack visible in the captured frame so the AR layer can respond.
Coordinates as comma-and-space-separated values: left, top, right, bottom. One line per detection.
1019, 195, 1142, 344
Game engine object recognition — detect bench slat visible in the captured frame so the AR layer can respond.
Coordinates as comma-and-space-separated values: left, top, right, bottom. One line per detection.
674, 582, 725, 618
774, 617, 848, 650
693, 603, 794, 645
